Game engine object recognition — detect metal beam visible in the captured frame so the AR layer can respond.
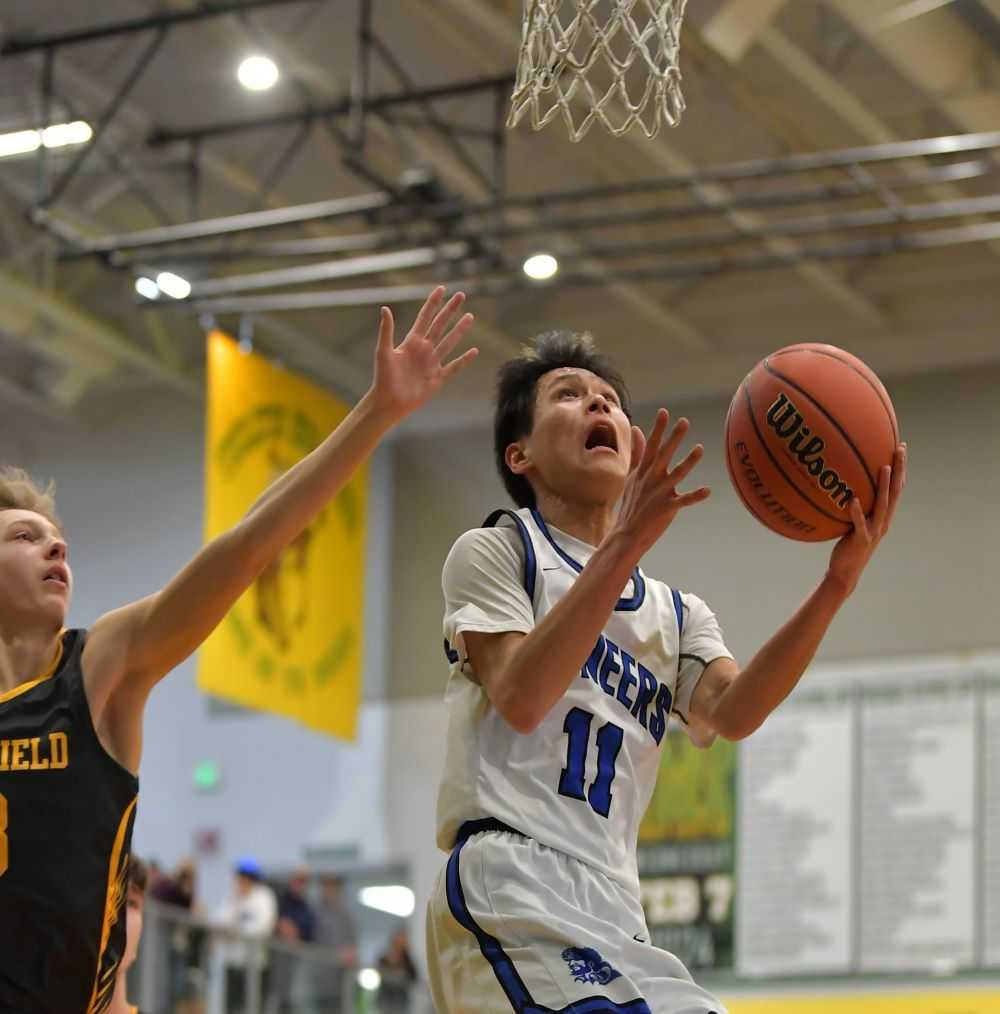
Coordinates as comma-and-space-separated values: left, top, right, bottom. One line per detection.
185, 215, 1000, 312
38, 193, 393, 254
188, 281, 471, 313
42, 131, 1000, 260
98, 162, 993, 268
542, 193, 1000, 261
704, 22, 1000, 257
0, 0, 319, 55
496, 131, 1000, 207
147, 74, 516, 147
41, 27, 169, 208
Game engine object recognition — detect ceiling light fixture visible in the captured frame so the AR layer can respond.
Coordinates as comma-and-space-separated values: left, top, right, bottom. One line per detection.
135, 276, 160, 300
0, 120, 92, 160
523, 252, 558, 280
238, 55, 279, 92
156, 271, 192, 300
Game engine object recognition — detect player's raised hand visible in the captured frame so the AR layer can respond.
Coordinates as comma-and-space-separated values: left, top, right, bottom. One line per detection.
370, 286, 478, 423
826, 442, 906, 596
614, 408, 710, 557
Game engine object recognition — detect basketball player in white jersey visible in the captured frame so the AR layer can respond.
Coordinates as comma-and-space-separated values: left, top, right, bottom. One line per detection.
427, 331, 905, 1014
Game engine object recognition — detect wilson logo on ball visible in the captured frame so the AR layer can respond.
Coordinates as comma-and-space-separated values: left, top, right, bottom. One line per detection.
765, 393, 855, 509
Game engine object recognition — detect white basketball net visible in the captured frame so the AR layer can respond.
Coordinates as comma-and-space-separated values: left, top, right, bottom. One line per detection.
507, 0, 689, 142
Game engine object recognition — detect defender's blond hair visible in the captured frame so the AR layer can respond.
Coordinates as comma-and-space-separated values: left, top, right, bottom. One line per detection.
0, 467, 61, 530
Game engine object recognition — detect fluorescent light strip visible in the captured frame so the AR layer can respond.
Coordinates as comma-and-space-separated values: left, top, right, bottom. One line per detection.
189, 243, 469, 297
0, 121, 92, 159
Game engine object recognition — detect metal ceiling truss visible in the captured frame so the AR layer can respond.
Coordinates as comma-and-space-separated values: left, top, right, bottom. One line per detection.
5, 0, 512, 231
44, 130, 1000, 311
7, 1, 1000, 318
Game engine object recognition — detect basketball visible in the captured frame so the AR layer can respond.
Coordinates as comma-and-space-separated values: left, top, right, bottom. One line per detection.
724, 343, 899, 542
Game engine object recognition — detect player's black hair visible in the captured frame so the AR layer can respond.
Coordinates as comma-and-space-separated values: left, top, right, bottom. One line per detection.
494, 331, 632, 509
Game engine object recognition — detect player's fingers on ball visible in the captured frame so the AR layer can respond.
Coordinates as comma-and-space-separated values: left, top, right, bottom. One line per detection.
884, 448, 906, 529
890, 443, 907, 497
428, 291, 466, 343
873, 464, 891, 530
849, 495, 867, 537
412, 285, 447, 336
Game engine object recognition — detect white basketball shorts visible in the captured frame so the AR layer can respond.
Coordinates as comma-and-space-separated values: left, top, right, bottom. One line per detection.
426, 823, 727, 1014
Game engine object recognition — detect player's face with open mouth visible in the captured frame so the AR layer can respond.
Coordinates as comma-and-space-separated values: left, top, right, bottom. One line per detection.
520, 368, 632, 504
0, 510, 72, 628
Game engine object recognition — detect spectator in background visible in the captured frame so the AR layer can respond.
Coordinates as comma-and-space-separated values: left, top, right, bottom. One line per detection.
214, 857, 278, 1013
311, 875, 357, 1013
108, 855, 148, 1014
145, 858, 163, 894
152, 859, 204, 1010
153, 858, 197, 910
269, 866, 316, 1012
377, 927, 417, 1014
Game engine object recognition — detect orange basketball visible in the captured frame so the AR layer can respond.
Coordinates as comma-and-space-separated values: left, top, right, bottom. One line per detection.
724, 343, 899, 542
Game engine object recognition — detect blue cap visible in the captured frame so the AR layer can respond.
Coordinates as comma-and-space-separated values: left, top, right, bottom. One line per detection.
235, 856, 262, 879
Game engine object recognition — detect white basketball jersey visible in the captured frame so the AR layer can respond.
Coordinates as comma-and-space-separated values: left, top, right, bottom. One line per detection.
436, 507, 729, 895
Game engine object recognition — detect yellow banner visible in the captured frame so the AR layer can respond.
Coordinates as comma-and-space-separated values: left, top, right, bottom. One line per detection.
723, 989, 1000, 1014
197, 331, 366, 740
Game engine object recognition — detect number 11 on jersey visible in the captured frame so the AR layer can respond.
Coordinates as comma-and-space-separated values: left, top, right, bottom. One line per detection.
558, 707, 624, 818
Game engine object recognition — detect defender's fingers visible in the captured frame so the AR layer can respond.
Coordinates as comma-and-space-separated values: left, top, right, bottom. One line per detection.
434, 312, 475, 362
440, 346, 479, 382
376, 306, 394, 357
427, 291, 467, 345
410, 286, 447, 337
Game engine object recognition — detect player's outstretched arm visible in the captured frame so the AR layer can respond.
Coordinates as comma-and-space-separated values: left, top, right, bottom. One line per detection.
689, 444, 907, 741
467, 410, 710, 734
82, 287, 477, 767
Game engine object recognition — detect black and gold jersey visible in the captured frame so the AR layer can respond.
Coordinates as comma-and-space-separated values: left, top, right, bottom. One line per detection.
0, 629, 139, 1013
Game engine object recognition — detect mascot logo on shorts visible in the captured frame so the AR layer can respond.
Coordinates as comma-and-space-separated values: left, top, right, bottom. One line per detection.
561, 946, 622, 986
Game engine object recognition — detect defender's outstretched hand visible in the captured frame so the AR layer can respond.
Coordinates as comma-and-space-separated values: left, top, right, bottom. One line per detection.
614, 408, 711, 557
371, 286, 478, 423
827, 442, 907, 596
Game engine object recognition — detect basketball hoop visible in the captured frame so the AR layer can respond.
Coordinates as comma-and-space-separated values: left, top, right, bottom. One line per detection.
507, 0, 689, 142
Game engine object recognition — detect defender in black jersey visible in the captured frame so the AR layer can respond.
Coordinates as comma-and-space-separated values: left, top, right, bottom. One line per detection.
0, 287, 477, 1012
